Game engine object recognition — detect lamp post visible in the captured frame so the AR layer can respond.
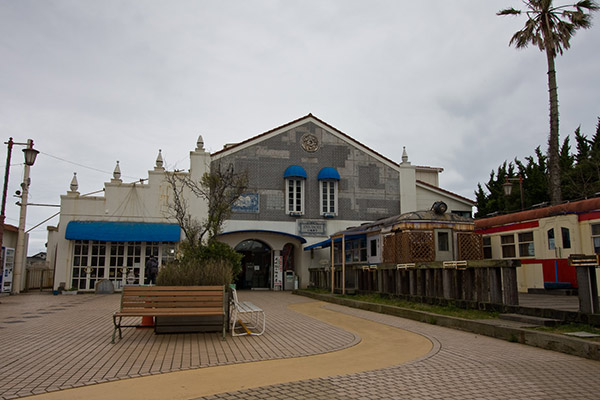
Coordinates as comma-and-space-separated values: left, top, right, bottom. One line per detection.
0, 138, 39, 294
502, 174, 524, 211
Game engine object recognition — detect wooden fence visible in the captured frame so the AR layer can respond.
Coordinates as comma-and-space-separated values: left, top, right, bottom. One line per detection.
309, 260, 520, 307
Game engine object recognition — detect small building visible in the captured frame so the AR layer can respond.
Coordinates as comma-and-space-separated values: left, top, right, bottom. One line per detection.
307, 201, 483, 294
475, 198, 600, 292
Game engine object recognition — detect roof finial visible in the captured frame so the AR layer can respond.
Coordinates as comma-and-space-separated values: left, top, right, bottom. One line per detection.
69, 172, 79, 194
401, 146, 409, 164
112, 161, 122, 182
155, 149, 164, 170
196, 135, 204, 151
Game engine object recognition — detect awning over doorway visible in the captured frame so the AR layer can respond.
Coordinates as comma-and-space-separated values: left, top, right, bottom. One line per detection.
65, 221, 181, 242
218, 229, 307, 244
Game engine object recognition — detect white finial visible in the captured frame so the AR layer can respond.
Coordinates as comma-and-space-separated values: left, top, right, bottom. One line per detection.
401, 146, 409, 164
70, 172, 79, 192
196, 135, 204, 151
155, 149, 164, 169
113, 161, 122, 181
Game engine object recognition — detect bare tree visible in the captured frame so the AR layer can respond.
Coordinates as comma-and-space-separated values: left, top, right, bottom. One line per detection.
165, 162, 248, 245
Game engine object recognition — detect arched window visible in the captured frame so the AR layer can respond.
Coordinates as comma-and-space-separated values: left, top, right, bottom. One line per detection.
318, 167, 340, 217
284, 166, 306, 216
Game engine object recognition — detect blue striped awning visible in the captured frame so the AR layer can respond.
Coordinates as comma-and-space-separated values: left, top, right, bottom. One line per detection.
317, 167, 340, 180
283, 165, 307, 179
65, 221, 181, 242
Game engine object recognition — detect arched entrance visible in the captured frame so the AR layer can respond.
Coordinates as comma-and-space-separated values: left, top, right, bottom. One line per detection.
235, 240, 272, 290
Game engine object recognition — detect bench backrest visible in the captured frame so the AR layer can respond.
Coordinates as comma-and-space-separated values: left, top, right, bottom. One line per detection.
120, 285, 225, 312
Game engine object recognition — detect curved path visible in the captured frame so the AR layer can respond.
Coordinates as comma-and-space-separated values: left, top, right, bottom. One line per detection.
23, 301, 432, 400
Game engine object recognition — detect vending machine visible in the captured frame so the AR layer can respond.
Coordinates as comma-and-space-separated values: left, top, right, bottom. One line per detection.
1, 247, 15, 293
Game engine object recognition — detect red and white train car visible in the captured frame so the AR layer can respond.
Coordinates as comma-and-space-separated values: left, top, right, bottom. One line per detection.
475, 198, 600, 292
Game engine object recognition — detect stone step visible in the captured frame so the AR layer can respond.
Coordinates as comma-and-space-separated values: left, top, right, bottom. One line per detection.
499, 313, 561, 327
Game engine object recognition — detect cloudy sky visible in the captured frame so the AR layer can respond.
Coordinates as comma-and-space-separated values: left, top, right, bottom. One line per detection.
2, 0, 599, 255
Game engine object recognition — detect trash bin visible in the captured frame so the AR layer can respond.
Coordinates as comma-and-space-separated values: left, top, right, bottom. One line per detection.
284, 270, 295, 291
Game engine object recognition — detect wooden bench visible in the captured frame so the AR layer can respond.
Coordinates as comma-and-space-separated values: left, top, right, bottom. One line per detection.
112, 285, 226, 343
230, 289, 265, 336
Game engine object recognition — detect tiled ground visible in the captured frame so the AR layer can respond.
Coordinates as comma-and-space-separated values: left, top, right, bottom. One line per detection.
194, 302, 600, 400
1, 291, 599, 400
0, 292, 357, 399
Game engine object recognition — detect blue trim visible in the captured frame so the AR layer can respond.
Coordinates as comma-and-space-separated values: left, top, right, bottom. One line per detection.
304, 239, 331, 250
317, 167, 340, 181
283, 165, 307, 179
65, 221, 181, 242
303, 233, 366, 251
218, 229, 307, 244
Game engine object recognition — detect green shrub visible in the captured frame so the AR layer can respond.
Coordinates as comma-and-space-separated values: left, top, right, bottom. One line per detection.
157, 258, 233, 286
157, 239, 242, 286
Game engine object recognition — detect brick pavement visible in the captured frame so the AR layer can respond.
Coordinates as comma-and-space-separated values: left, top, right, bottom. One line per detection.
193, 302, 600, 400
0, 291, 356, 399
1, 291, 600, 400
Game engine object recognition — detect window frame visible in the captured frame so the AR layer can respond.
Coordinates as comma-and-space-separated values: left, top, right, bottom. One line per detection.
285, 178, 305, 216
501, 234, 516, 258
319, 180, 338, 217
518, 231, 535, 257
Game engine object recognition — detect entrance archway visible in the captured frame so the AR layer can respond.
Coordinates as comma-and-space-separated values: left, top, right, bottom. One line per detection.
234, 240, 272, 289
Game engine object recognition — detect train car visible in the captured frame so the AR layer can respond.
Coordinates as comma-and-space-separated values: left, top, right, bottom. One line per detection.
475, 198, 600, 292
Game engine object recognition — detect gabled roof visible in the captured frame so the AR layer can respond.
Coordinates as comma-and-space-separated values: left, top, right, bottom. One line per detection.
211, 114, 403, 171
416, 180, 475, 205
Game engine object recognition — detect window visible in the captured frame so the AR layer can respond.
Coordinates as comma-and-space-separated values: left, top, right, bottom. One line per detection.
501, 235, 516, 258
286, 178, 304, 215
284, 165, 307, 216
344, 238, 367, 263
593, 224, 600, 253
370, 238, 378, 257
320, 180, 337, 216
437, 232, 449, 252
318, 168, 340, 217
561, 227, 571, 249
518, 232, 534, 257
483, 236, 492, 259
547, 228, 555, 250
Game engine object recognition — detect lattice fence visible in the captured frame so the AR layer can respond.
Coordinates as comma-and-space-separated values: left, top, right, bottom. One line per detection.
383, 235, 397, 263
457, 232, 484, 260
399, 231, 435, 263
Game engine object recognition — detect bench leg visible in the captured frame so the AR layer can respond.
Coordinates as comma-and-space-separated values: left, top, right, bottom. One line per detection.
112, 315, 122, 344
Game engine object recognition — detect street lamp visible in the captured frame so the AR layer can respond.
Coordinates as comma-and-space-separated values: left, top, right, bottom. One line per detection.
503, 174, 524, 211
0, 138, 39, 294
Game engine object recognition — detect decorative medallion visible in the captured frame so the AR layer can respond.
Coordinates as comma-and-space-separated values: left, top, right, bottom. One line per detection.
301, 133, 319, 153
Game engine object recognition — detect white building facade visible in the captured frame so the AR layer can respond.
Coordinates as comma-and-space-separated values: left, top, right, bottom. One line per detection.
47, 114, 474, 291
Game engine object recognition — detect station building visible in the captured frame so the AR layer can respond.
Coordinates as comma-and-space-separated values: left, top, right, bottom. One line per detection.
46, 114, 474, 292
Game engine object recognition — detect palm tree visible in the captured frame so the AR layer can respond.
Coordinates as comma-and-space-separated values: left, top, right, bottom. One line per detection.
498, 0, 598, 205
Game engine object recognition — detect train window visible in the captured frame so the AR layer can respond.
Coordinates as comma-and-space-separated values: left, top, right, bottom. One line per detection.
561, 227, 571, 249
518, 232, 535, 257
501, 235, 516, 258
547, 229, 555, 250
483, 237, 492, 259
593, 224, 600, 253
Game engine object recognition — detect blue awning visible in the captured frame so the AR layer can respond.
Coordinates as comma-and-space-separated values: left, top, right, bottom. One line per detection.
283, 165, 307, 179
317, 167, 340, 180
303, 233, 366, 251
65, 221, 181, 242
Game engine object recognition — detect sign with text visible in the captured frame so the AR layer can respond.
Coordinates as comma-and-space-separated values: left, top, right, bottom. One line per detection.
298, 220, 327, 237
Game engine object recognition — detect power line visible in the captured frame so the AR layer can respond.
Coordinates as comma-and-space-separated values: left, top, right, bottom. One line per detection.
39, 151, 140, 180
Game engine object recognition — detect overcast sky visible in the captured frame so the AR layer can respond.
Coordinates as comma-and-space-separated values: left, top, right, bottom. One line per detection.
1, 0, 599, 256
